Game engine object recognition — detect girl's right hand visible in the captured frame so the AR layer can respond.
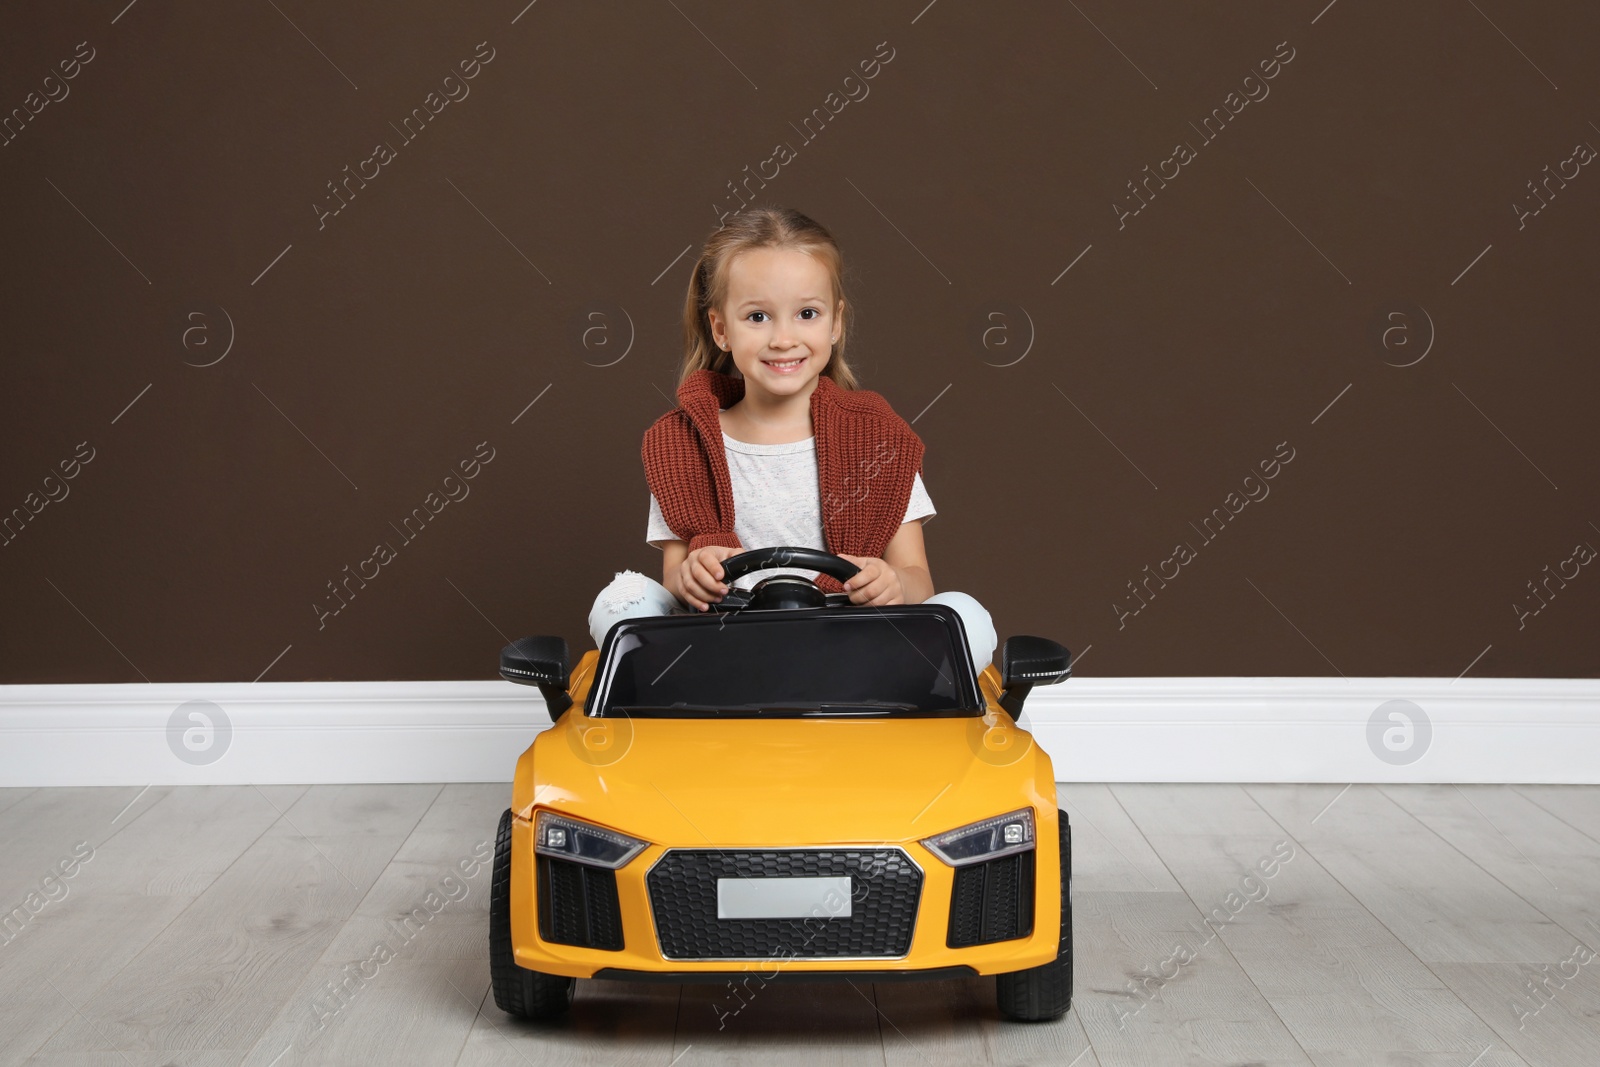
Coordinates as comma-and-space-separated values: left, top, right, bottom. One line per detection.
677, 545, 740, 611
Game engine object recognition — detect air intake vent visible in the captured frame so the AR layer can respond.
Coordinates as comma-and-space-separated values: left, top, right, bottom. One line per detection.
538, 855, 624, 951
947, 850, 1034, 947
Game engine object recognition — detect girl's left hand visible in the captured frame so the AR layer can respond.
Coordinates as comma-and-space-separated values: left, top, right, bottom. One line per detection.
838, 555, 904, 606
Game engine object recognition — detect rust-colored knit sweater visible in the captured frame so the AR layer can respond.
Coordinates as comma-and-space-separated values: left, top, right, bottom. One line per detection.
642, 368, 925, 594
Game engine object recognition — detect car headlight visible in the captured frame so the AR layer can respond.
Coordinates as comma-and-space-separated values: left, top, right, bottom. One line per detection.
920, 808, 1035, 866
534, 811, 648, 869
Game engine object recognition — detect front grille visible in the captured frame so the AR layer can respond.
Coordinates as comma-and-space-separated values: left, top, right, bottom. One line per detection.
538, 855, 624, 950
946, 850, 1034, 947
647, 849, 922, 960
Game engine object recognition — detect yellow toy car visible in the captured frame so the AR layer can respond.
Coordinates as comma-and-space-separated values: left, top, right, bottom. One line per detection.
490, 547, 1074, 1022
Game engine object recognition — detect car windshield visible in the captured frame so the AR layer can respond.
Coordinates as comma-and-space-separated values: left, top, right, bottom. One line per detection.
589, 608, 981, 718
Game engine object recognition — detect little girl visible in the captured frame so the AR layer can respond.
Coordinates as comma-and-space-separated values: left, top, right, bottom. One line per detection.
587, 206, 996, 670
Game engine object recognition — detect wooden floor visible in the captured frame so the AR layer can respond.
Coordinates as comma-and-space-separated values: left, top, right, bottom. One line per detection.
1, 783, 1597, 1066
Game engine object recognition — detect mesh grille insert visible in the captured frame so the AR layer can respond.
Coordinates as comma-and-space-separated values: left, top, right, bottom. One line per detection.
946, 850, 1034, 948
537, 855, 624, 951
647, 849, 921, 960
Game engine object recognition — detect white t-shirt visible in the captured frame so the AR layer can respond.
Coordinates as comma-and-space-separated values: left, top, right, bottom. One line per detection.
646, 422, 935, 590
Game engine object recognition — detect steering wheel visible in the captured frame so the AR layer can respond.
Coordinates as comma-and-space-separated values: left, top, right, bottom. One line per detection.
706, 546, 861, 613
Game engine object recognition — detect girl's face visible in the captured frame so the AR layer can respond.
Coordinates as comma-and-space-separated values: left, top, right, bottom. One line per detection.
707, 246, 842, 402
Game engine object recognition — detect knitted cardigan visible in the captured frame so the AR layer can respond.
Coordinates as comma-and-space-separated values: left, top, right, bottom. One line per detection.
642, 368, 925, 594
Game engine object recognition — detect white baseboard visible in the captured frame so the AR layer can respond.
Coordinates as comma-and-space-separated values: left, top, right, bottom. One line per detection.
1, 677, 1596, 787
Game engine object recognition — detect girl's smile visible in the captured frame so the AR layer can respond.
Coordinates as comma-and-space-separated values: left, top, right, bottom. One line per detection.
760, 354, 811, 374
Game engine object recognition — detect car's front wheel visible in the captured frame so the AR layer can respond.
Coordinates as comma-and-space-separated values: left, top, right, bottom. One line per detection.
996, 807, 1072, 1021
489, 808, 576, 1020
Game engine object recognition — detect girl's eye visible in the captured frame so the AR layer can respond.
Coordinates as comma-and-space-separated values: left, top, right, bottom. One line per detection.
744, 309, 821, 322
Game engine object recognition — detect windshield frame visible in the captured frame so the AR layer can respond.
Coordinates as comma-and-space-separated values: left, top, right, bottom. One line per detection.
585, 604, 984, 719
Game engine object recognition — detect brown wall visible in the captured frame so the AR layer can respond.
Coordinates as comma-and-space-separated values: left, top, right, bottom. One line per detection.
2, 1, 1596, 683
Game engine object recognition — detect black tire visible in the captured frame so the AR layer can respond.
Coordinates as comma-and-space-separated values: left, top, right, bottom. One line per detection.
996, 808, 1073, 1021
489, 808, 576, 1019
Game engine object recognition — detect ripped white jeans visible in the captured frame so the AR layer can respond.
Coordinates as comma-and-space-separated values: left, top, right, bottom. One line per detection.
587, 569, 1000, 670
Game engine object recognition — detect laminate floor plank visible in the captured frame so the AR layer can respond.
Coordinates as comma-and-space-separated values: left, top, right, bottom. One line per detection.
874, 975, 1099, 1066
237, 958, 488, 1067
21, 1053, 243, 1066
1116, 784, 1524, 1063
1376, 784, 1600, 1065
0, 786, 300, 1066
1382, 784, 1600, 943
1515, 784, 1600, 845
0, 786, 163, 901
79, 785, 306, 897
1055, 783, 1183, 893
1, 895, 199, 1067
0, 787, 36, 818
1109, 781, 1287, 839
1429, 959, 1600, 1067
453, 980, 682, 1067
1305, 1052, 1517, 1067
310, 783, 505, 964
671, 979, 886, 1066
238, 785, 506, 1064
1071, 889, 1313, 1067
30, 784, 440, 1058
1246, 784, 1574, 965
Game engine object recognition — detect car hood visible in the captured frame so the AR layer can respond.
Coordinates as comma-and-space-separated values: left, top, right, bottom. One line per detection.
513, 713, 1055, 847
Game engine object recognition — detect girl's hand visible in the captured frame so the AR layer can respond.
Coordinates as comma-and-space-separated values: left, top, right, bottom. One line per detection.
838, 554, 905, 606
678, 545, 740, 611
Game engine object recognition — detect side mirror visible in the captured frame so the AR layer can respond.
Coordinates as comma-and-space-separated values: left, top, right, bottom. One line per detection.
998, 635, 1071, 719
500, 635, 573, 720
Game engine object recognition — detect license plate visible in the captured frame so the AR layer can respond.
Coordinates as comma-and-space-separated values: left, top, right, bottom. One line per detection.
716, 875, 853, 920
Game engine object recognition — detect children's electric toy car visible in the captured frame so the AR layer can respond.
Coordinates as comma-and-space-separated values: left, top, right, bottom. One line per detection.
490, 547, 1074, 1022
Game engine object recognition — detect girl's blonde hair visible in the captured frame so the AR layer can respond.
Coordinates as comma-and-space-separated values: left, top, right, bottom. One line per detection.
678, 206, 860, 389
